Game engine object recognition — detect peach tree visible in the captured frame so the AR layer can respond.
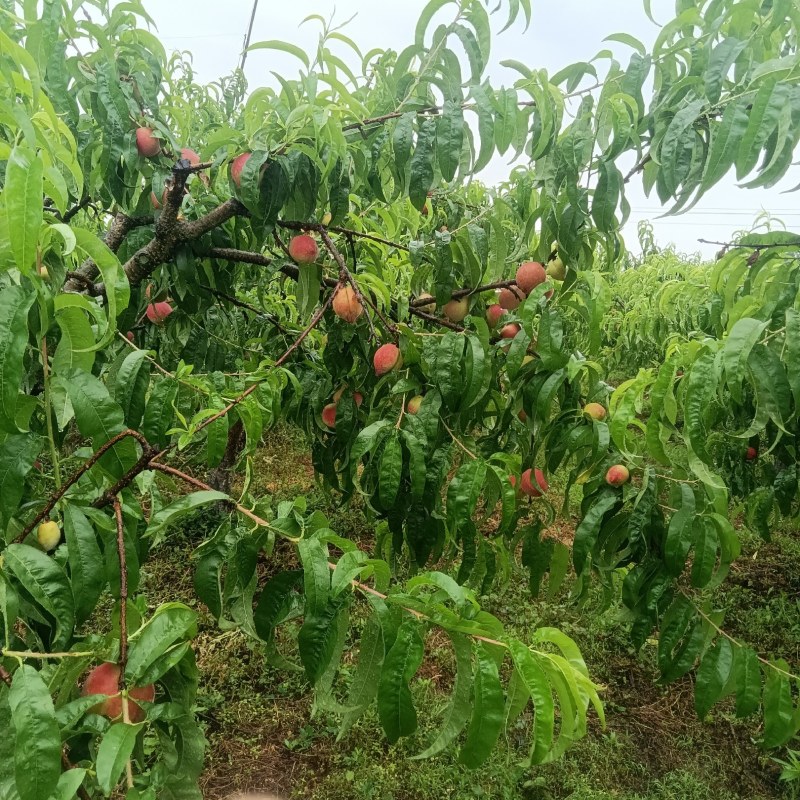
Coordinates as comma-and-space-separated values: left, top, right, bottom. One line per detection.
0, 0, 799, 797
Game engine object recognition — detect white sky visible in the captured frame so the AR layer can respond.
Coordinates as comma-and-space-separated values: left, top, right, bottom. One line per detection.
140, 0, 800, 258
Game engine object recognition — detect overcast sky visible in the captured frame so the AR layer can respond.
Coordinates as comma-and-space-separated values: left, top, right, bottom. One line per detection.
139, 0, 799, 258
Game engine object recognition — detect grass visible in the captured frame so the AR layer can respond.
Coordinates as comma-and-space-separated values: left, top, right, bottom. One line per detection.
137, 424, 798, 800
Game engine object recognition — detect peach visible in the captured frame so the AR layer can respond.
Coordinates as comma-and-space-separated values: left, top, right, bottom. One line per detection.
584, 403, 607, 421
145, 302, 173, 325
416, 293, 436, 313
746, 446, 758, 461
231, 152, 252, 187
373, 343, 402, 376
333, 286, 363, 323
322, 403, 337, 428
407, 396, 423, 415
486, 304, 505, 328
442, 297, 469, 322
516, 261, 546, 294
37, 520, 60, 551
135, 127, 161, 158
500, 323, 521, 340
498, 288, 522, 310
179, 147, 200, 165
605, 464, 630, 486
82, 663, 154, 723
520, 468, 548, 498
288, 234, 319, 265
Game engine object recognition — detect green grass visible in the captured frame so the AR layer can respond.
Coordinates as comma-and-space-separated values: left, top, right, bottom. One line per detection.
136, 424, 797, 800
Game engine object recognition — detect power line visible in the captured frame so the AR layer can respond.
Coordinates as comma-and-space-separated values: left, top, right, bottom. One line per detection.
238, 0, 260, 73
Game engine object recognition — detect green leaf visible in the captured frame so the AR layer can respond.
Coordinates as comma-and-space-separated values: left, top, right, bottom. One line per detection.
761, 663, 796, 748
72, 229, 130, 349
377, 619, 424, 744
0, 433, 42, 530
591, 160, 621, 232
573, 491, 618, 575
8, 665, 61, 800
447, 459, 487, 530
413, 632, 473, 759
113, 349, 151, 430
125, 603, 198, 685
704, 38, 747, 104
695, 638, 734, 719
460, 641, 505, 768
379, 433, 403, 509
63, 369, 137, 479
701, 99, 748, 192
338, 616, 384, 739
0, 286, 36, 433
4, 145, 43, 275
96, 722, 141, 795
141, 377, 178, 449
408, 117, 436, 210
734, 646, 761, 718
298, 535, 330, 619
146, 491, 228, 539
723, 318, 767, 404
63, 504, 104, 625
415, 0, 455, 47
507, 639, 554, 765
298, 595, 349, 685
659, 97, 706, 197
437, 100, 465, 182
246, 39, 309, 68
3, 543, 74, 649
254, 570, 302, 643
665, 484, 696, 575
736, 81, 789, 180
53, 306, 96, 379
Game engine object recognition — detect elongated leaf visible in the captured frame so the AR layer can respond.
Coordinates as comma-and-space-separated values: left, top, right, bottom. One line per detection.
5, 145, 43, 275
146, 491, 228, 539
723, 318, 767, 404
62, 504, 104, 625
338, 616, 384, 739
377, 619, 424, 744
695, 637, 734, 718
734, 646, 761, 718
437, 100, 464, 182
298, 535, 330, 619
414, 632, 473, 759
572, 491, 618, 574
379, 433, 403, 509
0, 433, 42, 529
299, 595, 349, 685
96, 722, 141, 795
460, 641, 504, 767
3, 543, 74, 648
665, 484, 696, 575
0, 286, 36, 433
254, 570, 302, 642
408, 117, 436, 210
8, 665, 61, 800
113, 349, 150, 429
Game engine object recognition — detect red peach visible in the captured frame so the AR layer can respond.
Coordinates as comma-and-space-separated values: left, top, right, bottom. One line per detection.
333, 286, 363, 323
486, 304, 505, 328
442, 297, 469, 322
135, 127, 161, 158
322, 403, 337, 428
500, 323, 521, 340
373, 343, 402, 376
515, 261, 546, 294
407, 396, 423, 415
606, 464, 630, 486
288, 234, 319, 265
520, 468, 548, 498
231, 152, 252, 187
145, 302, 173, 325
746, 446, 758, 461
498, 288, 523, 311
584, 403, 607, 421
82, 663, 154, 723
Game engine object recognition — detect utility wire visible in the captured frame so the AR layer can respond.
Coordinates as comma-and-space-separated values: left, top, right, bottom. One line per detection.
238, 0, 260, 73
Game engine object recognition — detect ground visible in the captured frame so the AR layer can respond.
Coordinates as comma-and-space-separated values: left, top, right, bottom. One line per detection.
138, 426, 799, 800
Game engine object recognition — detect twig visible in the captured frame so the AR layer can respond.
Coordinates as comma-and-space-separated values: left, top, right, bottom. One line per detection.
440, 417, 478, 460
1, 650, 94, 659
15, 430, 152, 541
697, 238, 800, 250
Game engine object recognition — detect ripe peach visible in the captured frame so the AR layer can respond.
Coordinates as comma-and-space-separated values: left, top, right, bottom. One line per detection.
500, 323, 521, 340
135, 127, 161, 158
517, 409, 527, 422
82, 663, 154, 723
584, 403, 607, 421
322, 403, 337, 428
373, 343, 402, 376
333, 286, 363, 323
442, 297, 469, 322
520, 468, 548, 498
606, 464, 630, 486
288, 234, 319, 265
498, 288, 522, 311
145, 302, 173, 325
516, 261, 546, 294
125, 331, 135, 342
231, 152, 252, 187
407, 396, 423, 415
353, 391, 364, 407
179, 147, 200, 165
486, 304, 505, 328
746, 446, 758, 461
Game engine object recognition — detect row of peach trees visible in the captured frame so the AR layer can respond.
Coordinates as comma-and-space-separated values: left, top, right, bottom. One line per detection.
0, 0, 799, 797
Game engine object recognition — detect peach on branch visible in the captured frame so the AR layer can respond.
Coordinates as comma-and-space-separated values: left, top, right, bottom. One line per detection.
605, 464, 630, 486
145, 302, 173, 325
288, 234, 319, 265
547, 256, 566, 281
416, 293, 436, 313
37, 520, 61, 552
498, 288, 522, 310
135, 127, 161, 158
231, 152, 252, 187
520, 468, 548, 498
515, 261, 546, 294
486, 304, 505, 328
746, 446, 758, 461
82, 663, 154, 723
584, 403, 607, 421
321, 404, 337, 428
373, 343, 402, 376
442, 297, 469, 322
407, 396, 424, 415
179, 147, 200, 165
332, 286, 364, 323
500, 323, 521, 340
